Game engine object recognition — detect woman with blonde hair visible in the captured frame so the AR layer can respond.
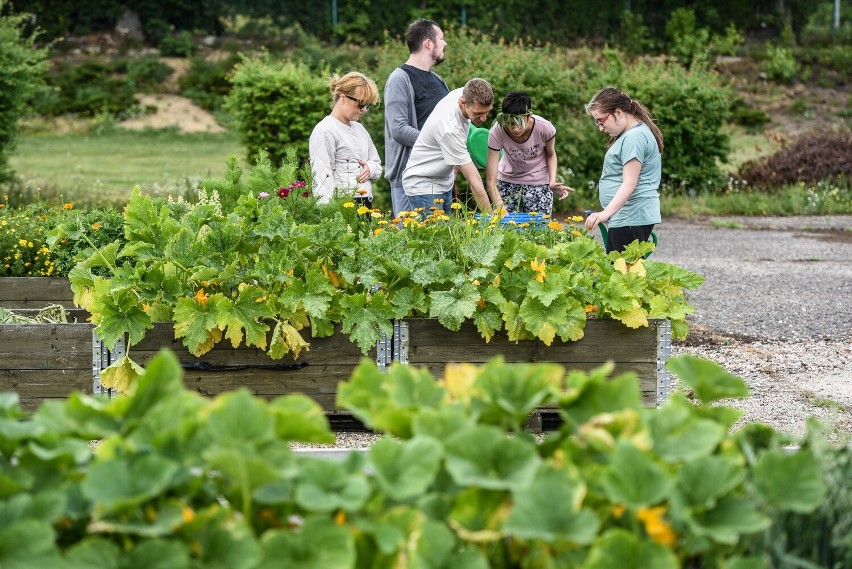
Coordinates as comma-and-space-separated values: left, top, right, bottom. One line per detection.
584, 87, 663, 253
309, 72, 382, 207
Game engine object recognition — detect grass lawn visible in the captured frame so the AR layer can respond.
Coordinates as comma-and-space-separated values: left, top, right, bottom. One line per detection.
9, 128, 245, 206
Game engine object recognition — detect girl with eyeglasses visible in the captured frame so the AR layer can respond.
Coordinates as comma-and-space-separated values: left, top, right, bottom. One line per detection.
309, 72, 382, 208
584, 87, 663, 253
485, 91, 573, 215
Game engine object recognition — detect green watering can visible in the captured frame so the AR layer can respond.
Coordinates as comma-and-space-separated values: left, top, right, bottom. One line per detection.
583, 210, 658, 258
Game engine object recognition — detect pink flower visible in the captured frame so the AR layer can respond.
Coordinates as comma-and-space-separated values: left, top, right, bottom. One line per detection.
278, 187, 290, 198
258, 192, 270, 198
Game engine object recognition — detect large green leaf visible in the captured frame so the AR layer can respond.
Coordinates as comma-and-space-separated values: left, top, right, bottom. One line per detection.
675, 456, 744, 509
120, 539, 191, 569
98, 355, 144, 394
0, 520, 64, 569
601, 441, 673, 508
63, 537, 120, 569
504, 465, 599, 544
460, 232, 503, 268
369, 436, 443, 501
650, 400, 727, 462
444, 425, 540, 490
339, 291, 395, 354
269, 395, 334, 444
204, 447, 281, 515
183, 509, 261, 569
558, 372, 642, 429
585, 529, 678, 569
688, 495, 770, 544
666, 356, 749, 404
257, 518, 354, 569
294, 458, 370, 513
470, 359, 562, 431
82, 454, 180, 513
753, 448, 826, 513
218, 284, 272, 349
206, 389, 274, 444
94, 287, 152, 349
173, 294, 227, 356
429, 282, 480, 331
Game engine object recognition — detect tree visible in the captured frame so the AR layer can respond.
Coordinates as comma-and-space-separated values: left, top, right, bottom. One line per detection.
0, 1, 48, 185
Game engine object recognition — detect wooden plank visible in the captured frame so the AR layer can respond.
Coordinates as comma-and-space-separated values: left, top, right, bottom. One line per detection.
0, 324, 92, 369
0, 369, 92, 397
404, 319, 660, 364
0, 278, 75, 308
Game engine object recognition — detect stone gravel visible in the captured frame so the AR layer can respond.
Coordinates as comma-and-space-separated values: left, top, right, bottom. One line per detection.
312, 215, 852, 448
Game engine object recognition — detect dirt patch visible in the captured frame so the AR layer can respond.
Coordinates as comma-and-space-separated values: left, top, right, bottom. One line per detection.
118, 94, 225, 133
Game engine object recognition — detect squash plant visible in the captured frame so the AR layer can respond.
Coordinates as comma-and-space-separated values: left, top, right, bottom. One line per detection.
67, 150, 703, 390
0, 352, 828, 567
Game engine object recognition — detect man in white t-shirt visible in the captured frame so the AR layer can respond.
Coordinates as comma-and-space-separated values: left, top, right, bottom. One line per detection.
402, 78, 499, 215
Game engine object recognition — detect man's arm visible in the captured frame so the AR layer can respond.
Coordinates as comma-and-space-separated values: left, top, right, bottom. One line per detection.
458, 161, 494, 214
385, 73, 420, 147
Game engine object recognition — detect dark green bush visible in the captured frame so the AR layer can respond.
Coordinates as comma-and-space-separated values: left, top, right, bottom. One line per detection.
730, 98, 770, 130
159, 30, 197, 57
225, 56, 329, 165
126, 55, 174, 91
178, 54, 240, 110
34, 59, 137, 117
0, 8, 49, 184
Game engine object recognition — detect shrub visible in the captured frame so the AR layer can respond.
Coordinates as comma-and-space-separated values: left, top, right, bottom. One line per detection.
125, 55, 174, 91
761, 45, 799, 84
33, 59, 138, 117
159, 30, 197, 57
178, 54, 240, 110
738, 132, 852, 189
225, 55, 329, 165
0, 6, 49, 184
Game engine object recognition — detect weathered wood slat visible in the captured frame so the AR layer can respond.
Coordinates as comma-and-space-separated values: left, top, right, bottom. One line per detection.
0, 369, 92, 396
0, 324, 92, 369
0, 278, 75, 308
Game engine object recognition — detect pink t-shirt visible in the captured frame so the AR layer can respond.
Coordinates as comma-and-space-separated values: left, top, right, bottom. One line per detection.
488, 115, 555, 185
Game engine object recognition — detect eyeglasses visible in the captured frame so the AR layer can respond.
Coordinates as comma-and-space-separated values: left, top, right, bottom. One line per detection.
344, 95, 373, 110
593, 113, 611, 127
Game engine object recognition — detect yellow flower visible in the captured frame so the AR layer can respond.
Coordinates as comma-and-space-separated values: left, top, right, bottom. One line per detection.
377, 220, 388, 225
472, 280, 480, 286
343, 202, 355, 208
548, 221, 562, 230
451, 202, 463, 210
63, 203, 73, 209
357, 205, 371, 215
433, 198, 445, 204
27, 241, 33, 248
637, 506, 677, 547
572, 215, 584, 222
612, 504, 626, 518
193, 288, 209, 306
373, 228, 383, 236
531, 257, 546, 273
370, 211, 383, 219
571, 230, 582, 236
18, 239, 27, 246
1, 220, 6, 225
92, 222, 101, 230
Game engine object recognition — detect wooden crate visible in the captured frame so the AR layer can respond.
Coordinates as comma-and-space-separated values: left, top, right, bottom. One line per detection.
0, 277, 75, 309
0, 322, 93, 411
395, 318, 672, 408
127, 323, 383, 414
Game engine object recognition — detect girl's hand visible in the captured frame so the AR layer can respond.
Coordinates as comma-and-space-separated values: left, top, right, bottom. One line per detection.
584, 211, 610, 230
550, 182, 574, 200
356, 160, 371, 183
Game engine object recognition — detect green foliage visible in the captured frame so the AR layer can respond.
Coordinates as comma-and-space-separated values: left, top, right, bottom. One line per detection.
0, 350, 838, 566
33, 59, 138, 117
179, 53, 241, 110
0, 4, 49, 184
158, 30, 197, 57
760, 45, 799, 84
225, 55, 329, 165
0, 200, 123, 277
125, 55, 174, 91
70, 152, 702, 386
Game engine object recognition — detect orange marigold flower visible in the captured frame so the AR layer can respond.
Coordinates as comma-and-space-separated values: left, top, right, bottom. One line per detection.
193, 288, 209, 306
63, 203, 73, 209
182, 505, 196, 524
612, 504, 626, 518
548, 221, 562, 230
334, 510, 347, 525
91, 222, 101, 230
373, 228, 383, 236
356, 188, 368, 195
637, 506, 677, 548
584, 304, 598, 314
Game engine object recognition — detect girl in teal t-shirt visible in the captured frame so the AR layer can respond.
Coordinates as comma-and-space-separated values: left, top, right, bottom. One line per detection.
584, 87, 663, 253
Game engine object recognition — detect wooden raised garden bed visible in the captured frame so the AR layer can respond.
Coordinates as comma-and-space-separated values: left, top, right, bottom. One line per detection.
1, 317, 671, 416
0, 277, 75, 309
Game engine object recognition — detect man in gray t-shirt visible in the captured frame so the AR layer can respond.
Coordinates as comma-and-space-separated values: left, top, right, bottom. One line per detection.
383, 19, 449, 217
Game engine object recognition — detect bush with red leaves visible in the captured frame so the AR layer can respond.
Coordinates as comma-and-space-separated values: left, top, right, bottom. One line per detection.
737, 132, 852, 191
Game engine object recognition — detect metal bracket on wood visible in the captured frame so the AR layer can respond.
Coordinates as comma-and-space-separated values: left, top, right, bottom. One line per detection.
656, 319, 672, 407
92, 332, 125, 398
376, 331, 392, 371
393, 320, 409, 365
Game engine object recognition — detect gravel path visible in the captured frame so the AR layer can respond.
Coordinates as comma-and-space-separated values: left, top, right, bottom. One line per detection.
653, 215, 852, 441
309, 215, 852, 448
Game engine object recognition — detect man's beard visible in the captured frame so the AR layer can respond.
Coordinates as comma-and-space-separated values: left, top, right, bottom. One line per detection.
432, 49, 444, 66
